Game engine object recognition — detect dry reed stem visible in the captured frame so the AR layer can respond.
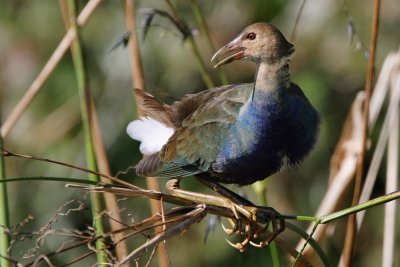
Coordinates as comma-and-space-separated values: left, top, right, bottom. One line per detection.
342, 0, 381, 265
298, 49, 400, 264
358, 66, 400, 217
382, 99, 398, 267
0, 0, 101, 138
89, 100, 130, 260
123, 1, 170, 266
296, 92, 365, 263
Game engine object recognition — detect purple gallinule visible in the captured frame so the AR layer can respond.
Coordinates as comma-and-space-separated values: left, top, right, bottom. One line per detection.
127, 22, 319, 250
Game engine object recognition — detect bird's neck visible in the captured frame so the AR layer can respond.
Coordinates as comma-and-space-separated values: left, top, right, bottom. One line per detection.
254, 60, 291, 94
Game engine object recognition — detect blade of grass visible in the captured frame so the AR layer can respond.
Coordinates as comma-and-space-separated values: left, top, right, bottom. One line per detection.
67, 0, 107, 264
321, 190, 400, 224
286, 222, 331, 267
0, 0, 101, 139
253, 181, 281, 267
0, 118, 11, 267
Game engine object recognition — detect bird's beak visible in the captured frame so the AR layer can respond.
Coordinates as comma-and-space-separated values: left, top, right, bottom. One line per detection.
211, 37, 244, 68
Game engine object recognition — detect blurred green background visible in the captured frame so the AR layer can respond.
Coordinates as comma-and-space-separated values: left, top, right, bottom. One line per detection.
1, 0, 399, 266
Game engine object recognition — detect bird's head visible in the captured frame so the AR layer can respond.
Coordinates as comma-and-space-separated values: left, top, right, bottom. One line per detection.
212, 23, 295, 67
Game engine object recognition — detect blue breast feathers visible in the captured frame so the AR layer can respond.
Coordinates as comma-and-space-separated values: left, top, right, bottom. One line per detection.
212, 87, 319, 185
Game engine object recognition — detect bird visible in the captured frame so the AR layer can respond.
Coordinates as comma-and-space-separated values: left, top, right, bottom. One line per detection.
127, 22, 320, 187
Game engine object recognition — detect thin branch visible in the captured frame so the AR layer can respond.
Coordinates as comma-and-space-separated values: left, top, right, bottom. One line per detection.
290, 0, 307, 42
0, 147, 138, 189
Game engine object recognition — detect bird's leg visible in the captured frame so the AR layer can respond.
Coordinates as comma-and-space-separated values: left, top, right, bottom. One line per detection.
166, 178, 284, 251
195, 177, 255, 206
166, 178, 252, 219
166, 177, 264, 248
196, 177, 281, 223
250, 211, 285, 248
195, 177, 254, 236
195, 177, 285, 249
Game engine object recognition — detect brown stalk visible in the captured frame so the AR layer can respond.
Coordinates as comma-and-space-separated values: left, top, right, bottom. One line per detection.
123, 1, 170, 266
0, 0, 101, 139
89, 102, 130, 260
341, 0, 381, 265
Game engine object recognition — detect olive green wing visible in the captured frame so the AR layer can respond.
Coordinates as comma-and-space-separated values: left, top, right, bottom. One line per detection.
155, 85, 253, 178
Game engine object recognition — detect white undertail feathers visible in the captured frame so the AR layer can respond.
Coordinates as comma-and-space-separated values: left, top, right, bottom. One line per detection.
126, 117, 174, 154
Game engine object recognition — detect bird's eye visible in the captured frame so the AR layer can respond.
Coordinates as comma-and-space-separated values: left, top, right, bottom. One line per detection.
246, 32, 256, 40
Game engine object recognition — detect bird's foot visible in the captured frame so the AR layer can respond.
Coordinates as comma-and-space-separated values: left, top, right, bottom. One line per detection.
166, 178, 285, 251
223, 204, 285, 252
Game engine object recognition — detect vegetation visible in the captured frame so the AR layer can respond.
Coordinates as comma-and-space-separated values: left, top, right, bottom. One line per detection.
0, 0, 399, 266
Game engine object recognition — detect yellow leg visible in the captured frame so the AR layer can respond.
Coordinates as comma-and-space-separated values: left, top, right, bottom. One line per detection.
166, 178, 285, 251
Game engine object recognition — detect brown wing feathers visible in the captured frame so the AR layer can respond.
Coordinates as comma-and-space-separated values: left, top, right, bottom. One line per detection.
133, 88, 175, 127
132, 88, 175, 176
135, 153, 163, 177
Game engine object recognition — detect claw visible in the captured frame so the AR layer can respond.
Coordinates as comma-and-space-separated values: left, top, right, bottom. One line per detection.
250, 240, 268, 248
230, 204, 240, 219
221, 221, 235, 235
221, 204, 285, 252
225, 238, 246, 252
